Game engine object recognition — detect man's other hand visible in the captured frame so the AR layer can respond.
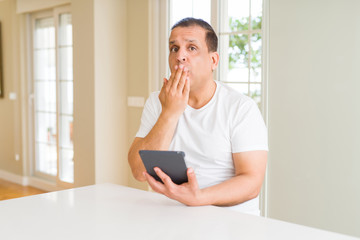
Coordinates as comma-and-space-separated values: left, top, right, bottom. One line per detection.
159, 64, 190, 120
143, 167, 204, 206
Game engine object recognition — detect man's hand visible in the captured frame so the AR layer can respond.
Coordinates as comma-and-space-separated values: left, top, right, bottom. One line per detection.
159, 64, 190, 120
143, 167, 204, 206
143, 151, 267, 207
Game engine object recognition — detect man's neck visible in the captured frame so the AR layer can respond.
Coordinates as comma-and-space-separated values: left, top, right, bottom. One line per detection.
188, 80, 217, 109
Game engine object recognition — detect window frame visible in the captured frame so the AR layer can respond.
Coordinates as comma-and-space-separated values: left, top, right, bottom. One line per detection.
29, 5, 74, 189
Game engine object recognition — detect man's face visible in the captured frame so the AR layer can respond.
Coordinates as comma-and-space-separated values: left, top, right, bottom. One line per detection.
168, 26, 217, 90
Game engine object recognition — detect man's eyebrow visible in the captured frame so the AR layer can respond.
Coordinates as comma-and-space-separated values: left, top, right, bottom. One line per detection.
169, 39, 199, 44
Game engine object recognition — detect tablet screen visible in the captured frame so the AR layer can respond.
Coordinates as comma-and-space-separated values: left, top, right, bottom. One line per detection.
139, 150, 188, 185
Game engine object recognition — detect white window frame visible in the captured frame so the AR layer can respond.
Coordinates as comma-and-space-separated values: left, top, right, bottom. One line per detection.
29, 5, 74, 190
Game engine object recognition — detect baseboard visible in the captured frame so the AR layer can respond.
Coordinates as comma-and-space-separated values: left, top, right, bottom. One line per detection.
0, 169, 63, 192
27, 177, 62, 192
0, 169, 26, 186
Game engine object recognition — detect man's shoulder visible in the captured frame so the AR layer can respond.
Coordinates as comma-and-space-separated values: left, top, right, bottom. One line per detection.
143, 91, 161, 112
149, 90, 160, 99
215, 81, 254, 106
147, 91, 161, 104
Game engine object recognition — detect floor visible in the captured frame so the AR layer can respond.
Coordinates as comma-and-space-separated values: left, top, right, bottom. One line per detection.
0, 178, 46, 201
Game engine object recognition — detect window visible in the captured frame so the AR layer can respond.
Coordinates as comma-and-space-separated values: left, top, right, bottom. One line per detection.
167, 0, 265, 109
31, 6, 74, 186
219, 0, 263, 108
169, 0, 211, 27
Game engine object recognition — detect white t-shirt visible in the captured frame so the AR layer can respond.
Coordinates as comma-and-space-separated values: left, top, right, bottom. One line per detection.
136, 81, 268, 215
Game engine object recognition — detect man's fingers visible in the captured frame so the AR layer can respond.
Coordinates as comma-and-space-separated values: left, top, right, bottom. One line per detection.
167, 65, 177, 86
183, 76, 191, 95
161, 78, 168, 91
144, 172, 165, 193
177, 68, 188, 91
170, 65, 185, 90
166, 65, 177, 91
187, 168, 199, 190
154, 167, 175, 188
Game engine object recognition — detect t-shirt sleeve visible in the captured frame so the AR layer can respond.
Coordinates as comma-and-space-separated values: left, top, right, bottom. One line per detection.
135, 93, 161, 138
231, 99, 268, 152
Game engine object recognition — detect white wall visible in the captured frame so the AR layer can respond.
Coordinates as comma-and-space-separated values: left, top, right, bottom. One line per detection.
126, 0, 149, 191
0, 0, 23, 176
72, 0, 129, 186
94, 0, 128, 185
16, 0, 70, 13
72, 0, 96, 186
267, 0, 360, 237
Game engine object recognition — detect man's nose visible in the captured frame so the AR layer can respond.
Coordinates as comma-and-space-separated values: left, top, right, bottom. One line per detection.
176, 48, 187, 63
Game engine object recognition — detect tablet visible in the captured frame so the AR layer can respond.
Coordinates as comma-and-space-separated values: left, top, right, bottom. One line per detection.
139, 150, 188, 185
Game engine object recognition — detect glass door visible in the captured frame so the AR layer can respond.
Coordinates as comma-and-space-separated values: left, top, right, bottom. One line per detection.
58, 12, 74, 184
31, 6, 74, 187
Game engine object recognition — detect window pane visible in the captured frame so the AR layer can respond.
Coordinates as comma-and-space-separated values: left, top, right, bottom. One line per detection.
59, 12, 74, 183
59, 13, 72, 46
59, 148, 74, 183
251, 0, 262, 30
35, 112, 57, 143
60, 82, 73, 115
220, 34, 249, 82
35, 81, 56, 112
34, 16, 57, 179
226, 83, 249, 96
250, 83, 261, 108
59, 13, 73, 81
60, 115, 73, 149
250, 33, 262, 82
34, 49, 56, 81
169, 0, 211, 27
36, 143, 57, 176
59, 47, 73, 80
192, 0, 211, 23
34, 18, 55, 49
222, 0, 250, 32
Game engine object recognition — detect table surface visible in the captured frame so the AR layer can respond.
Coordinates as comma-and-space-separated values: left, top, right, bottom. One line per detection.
0, 183, 358, 240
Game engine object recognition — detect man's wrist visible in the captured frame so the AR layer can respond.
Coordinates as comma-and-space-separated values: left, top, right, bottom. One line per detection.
159, 111, 181, 125
197, 188, 212, 206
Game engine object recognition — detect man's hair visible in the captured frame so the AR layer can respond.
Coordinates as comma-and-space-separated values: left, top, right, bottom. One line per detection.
171, 17, 218, 52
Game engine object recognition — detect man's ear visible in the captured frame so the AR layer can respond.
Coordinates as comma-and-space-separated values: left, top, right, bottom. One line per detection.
210, 51, 220, 71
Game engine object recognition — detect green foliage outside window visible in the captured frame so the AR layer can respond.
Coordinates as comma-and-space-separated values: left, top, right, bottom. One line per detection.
227, 16, 262, 107
228, 16, 262, 70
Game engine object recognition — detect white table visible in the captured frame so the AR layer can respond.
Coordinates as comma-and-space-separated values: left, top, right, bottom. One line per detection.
0, 183, 358, 240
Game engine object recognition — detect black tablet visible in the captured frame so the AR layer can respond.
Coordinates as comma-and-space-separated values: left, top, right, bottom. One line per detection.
139, 150, 188, 185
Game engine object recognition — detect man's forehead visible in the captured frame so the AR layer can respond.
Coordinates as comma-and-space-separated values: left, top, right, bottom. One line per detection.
169, 26, 206, 43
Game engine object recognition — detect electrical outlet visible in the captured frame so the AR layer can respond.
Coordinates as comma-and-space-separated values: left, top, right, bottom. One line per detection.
15, 154, 20, 161
9, 92, 17, 100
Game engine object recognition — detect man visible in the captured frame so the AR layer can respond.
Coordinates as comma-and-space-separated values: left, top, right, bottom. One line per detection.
128, 18, 268, 215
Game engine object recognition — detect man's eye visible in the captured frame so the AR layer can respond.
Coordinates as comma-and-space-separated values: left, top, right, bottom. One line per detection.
170, 47, 178, 52
189, 46, 196, 51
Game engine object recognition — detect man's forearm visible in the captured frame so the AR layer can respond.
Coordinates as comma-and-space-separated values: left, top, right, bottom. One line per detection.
142, 112, 179, 150
129, 64, 189, 182
128, 112, 179, 181
198, 174, 262, 207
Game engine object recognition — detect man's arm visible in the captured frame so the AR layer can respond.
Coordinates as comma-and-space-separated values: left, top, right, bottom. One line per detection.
128, 65, 190, 181
144, 150, 267, 207
199, 151, 267, 206
128, 116, 180, 182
